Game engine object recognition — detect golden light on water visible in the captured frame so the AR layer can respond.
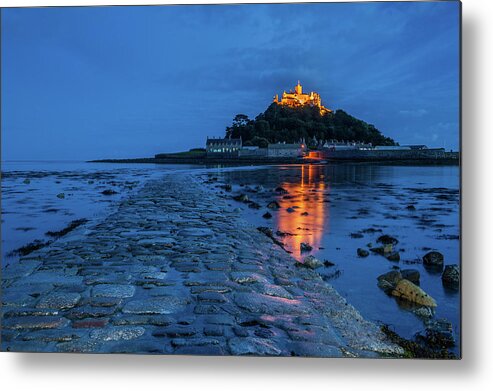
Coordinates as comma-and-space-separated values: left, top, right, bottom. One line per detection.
275, 164, 328, 260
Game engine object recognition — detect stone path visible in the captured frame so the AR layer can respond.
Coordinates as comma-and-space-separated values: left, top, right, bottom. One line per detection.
1, 174, 402, 356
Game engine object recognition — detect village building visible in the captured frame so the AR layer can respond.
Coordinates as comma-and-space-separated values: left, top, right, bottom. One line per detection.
206, 137, 242, 157
273, 81, 332, 115
239, 146, 268, 157
267, 142, 304, 158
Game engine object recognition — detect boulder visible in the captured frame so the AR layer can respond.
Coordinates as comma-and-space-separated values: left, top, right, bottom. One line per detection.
377, 235, 399, 245
418, 319, 455, 348
377, 271, 402, 293
286, 207, 295, 213
267, 201, 280, 210
233, 194, 249, 203
357, 248, 369, 257
300, 242, 313, 252
101, 189, 117, 195
406, 204, 416, 211
442, 265, 460, 290
386, 251, 400, 262
23, 179, 31, 184
301, 212, 309, 216
248, 202, 261, 209
301, 255, 323, 269
423, 251, 444, 270
401, 269, 420, 285
56, 193, 65, 199
412, 306, 434, 319
262, 212, 272, 219
391, 279, 437, 307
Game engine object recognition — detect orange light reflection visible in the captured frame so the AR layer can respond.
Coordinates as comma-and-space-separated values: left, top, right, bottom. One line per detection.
276, 164, 328, 261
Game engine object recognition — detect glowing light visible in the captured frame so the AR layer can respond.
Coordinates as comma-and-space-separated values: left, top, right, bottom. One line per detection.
275, 164, 328, 260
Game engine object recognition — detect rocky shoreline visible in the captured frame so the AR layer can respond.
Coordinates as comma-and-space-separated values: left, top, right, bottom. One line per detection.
1, 173, 403, 357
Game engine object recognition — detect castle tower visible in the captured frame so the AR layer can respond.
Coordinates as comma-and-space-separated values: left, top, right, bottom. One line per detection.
294, 80, 302, 95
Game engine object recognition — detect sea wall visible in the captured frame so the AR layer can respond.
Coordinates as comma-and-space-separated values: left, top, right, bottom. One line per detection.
323, 148, 456, 161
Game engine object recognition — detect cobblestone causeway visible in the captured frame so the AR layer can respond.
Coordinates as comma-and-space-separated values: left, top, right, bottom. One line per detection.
1, 174, 402, 357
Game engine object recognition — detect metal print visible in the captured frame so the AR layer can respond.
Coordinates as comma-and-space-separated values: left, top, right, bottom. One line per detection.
0, 1, 461, 358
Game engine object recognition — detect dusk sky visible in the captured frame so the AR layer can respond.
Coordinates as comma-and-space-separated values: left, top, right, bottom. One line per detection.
1, 2, 460, 161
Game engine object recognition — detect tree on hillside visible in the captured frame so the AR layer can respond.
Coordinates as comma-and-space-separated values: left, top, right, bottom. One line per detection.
225, 104, 396, 146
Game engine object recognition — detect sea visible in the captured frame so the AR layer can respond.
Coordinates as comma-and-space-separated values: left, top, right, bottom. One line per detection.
1, 160, 460, 353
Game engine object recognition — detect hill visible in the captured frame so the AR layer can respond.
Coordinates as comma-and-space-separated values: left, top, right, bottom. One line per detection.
225, 103, 396, 148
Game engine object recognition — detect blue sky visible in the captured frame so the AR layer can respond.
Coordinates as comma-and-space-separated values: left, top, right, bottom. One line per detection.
1, 2, 460, 160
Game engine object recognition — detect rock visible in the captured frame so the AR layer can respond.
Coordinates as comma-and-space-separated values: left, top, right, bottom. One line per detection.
90, 326, 145, 341
323, 260, 335, 267
377, 235, 399, 245
357, 248, 369, 257
350, 233, 364, 239
56, 193, 65, 199
406, 205, 416, 211
2, 316, 70, 330
101, 189, 117, 195
301, 255, 323, 269
377, 271, 402, 293
72, 318, 110, 328
370, 246, 385, 255
267, 201, 280, 210
442, 265, 460, 290
286, 207, 295, 213
401, 269, 420, 285
36, 292, 81, 310
412, 306, 434, 319
386, 251, 400, 262
274, 186, 288, 194
423, 251, 444, 270
248, 202, 261, 209
23, 179, 31, 184
391, 279, 437, 307
233, 194, 249, 203
417, 319, 455, 348
301, 212, 309, 216
231, 272, 268, 285
222, 184, 232, 191
123, 297, 187, 315
229, 337, 282, 356
257, 226, 286, 248
275, 230, 295, 237
300, 242, 312, 252
91, 284, 136, 298
262, 212, 272, 219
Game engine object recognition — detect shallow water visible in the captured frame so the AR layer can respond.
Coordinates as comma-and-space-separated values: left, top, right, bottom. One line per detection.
205, 163, 460, 353
1, 161, 200, 265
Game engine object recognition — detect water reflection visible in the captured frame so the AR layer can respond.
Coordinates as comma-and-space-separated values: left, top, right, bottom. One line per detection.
276, 164, 328, 260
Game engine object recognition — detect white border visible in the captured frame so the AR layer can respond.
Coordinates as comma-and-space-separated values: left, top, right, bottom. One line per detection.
2, 0, 493, 390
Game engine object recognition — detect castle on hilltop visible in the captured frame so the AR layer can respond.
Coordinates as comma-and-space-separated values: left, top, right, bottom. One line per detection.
273, 81, 332, 114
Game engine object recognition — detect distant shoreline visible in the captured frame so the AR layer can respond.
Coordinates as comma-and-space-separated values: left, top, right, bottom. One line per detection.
88, 155, 460, 166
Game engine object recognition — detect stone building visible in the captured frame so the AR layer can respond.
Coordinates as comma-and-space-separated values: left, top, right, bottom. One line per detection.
273, 81, 332, 115
206, 137, 242, 157
267, 143, 304, 158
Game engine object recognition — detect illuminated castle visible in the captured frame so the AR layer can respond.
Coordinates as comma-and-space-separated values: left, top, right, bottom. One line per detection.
273, 81, 331, 114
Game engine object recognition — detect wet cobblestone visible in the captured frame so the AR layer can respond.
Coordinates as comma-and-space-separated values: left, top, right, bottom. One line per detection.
1, 173, 402, 356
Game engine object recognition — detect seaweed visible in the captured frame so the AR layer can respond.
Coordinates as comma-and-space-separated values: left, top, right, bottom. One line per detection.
45, 218, 89, 239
